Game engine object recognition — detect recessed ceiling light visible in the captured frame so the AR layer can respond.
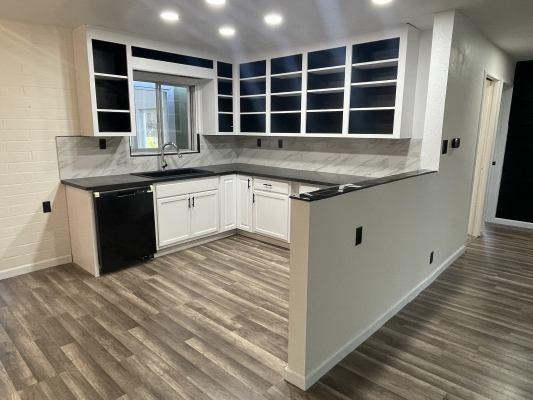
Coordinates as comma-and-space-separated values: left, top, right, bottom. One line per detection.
264, 13, 283, 26
372, 0, 393, 5
160, 11, 180, 22
206, 0, 226, 7
219, 26, 236, 38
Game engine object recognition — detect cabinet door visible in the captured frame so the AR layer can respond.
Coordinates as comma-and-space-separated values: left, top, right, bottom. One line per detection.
236, 175, 253, 232
220, 175, 237, 231
190, 190, 219, 239
156, 195, 190, 248
253, 190, 290, 241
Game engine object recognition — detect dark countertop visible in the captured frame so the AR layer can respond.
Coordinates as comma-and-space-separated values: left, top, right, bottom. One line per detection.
61, 163, 370, 192
292, 170, 436, 202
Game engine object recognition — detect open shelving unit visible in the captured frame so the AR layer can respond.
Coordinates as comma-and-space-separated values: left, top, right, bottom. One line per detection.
217, 61, 234, 133
270, 54, 303, 133
240, 60, 267, 133
219, 25, 419, 138
348, 37, 400, 136
305, 46, 346, 134
92, 40, 133, 135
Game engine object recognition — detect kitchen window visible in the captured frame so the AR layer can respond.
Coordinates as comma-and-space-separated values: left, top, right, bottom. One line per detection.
130, 71, 198, 156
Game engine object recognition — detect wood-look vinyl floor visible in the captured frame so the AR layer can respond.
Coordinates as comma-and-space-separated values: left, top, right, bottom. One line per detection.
1, 225, 532, 399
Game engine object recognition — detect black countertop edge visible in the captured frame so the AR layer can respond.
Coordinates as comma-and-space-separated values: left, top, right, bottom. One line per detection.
291, 170, 437, 202
61, 164, 371, 192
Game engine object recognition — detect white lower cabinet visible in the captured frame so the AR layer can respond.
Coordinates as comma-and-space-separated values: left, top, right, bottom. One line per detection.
190, 190, 219, 238
155, 175, 293, 249
155, 177, 219, 249
253, 190, 290, 241
156, 195, 191, 247
219, 175, 237, 231
236, 175, 253, 232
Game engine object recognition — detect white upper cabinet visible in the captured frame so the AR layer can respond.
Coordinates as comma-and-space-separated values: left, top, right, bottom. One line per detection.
190, 190, 219, 238
73, 27, 136, 137
236, 175, 253, 232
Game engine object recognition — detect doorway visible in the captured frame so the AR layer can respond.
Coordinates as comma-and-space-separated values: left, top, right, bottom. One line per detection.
468, 75, 503, 237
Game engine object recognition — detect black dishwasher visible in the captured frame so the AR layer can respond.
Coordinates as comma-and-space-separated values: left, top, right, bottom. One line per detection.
93, 186, 156, 274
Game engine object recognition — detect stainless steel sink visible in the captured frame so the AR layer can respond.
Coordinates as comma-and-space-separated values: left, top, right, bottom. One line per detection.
133, 168, 213, 179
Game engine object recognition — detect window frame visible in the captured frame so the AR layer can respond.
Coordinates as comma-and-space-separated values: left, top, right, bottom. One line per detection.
130, 74, 199, 157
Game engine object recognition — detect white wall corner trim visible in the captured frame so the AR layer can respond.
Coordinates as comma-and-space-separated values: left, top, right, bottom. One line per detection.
283, 366, 307, 390
286, 244, 466, 390
0, 255, 73, 281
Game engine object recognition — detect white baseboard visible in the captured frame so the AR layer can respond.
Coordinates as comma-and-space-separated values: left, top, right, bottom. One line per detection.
237, 229, 290, 249
0, 255, 73, 281
490, 218, 533, 230
155, 230, 236, 257
284, 245, 466, 391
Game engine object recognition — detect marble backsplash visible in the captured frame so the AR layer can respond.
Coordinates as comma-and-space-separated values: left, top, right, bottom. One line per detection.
235, 137, 421, 178
56, 135, 421, 180
56, 135, 238, 179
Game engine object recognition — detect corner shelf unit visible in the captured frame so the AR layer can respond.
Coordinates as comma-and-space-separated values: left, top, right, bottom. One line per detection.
217, 61, 235, 133
73, 28, 136, 137
217, 25, 419, 139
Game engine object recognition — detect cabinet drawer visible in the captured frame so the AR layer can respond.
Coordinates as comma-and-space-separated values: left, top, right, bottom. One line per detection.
156, 177, 219, 199
253, 178, 290, 195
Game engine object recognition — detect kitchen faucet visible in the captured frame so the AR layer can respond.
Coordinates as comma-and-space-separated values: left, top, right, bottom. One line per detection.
160, 142, 182, 170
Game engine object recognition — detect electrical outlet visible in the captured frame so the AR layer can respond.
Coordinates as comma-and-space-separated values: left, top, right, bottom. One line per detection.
355, 226, 363, 246
451, 138, 461, 149
257, 139, 262, 148
278, 139, 283, 148
430, 251, 434, 264
442, 140, 449, 155
42, 201, 51, 213
99, 138, 107, 150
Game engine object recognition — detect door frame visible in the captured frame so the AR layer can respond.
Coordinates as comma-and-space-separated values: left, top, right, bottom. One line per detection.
467, 72, 503, 237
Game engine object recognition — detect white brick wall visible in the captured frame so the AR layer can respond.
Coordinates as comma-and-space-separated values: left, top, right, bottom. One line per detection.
0, 19, 78, 278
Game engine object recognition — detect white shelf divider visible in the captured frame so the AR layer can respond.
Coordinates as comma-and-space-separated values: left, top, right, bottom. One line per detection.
97, 109, 130, 113
307, 87, 345, 94
350, 107, 395, 111
351, 79, 397, 87
270, 71, 302, 79
94, 73, 128, 80
271, 91, 302, 97
307, 109, 344, 113
352, 58, 399, 70
240, 75, 267, 82
240, 94, 266, 98
307, 65, 346, 75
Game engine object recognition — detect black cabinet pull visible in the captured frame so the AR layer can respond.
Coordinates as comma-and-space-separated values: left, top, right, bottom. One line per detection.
253, 193, 255, 204
188, 197, 191, 208
192, 197, 195, 207
247, 179, 250, 189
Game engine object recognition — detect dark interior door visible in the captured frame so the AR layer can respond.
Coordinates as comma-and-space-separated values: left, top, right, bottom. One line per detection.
496, 61, 533, 223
